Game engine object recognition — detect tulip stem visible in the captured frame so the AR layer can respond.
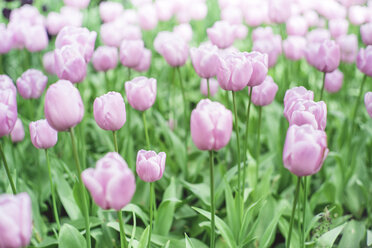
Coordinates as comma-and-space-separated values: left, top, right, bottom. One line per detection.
232, 91, 242, 208
127, 68, 131, 82
118, 210, 128, 248
207, 78, 211, 98
209, 150, 215, 248
45, 149, 60, 231
113, 131, 119, 153
256, 106, 262, 181
243, 87, 253, 190
287, 176, 301, 248
69, 129, 91, 248
350, 74, 367, 140
319, 72, 326, 101
148, 182, 154, 248
0, 142, 16, 194
142, 111, 150, 149
105, 72, 110, 91
302, 176, 308, 248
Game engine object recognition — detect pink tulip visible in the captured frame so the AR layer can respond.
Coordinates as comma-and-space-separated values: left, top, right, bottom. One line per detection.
46, 12, 67, 36
154, 31, 188, 67
287, 99, 327, 130
10, 118, 24, 143
252, 27, 274, 42
63, 0, 90, 9
119, 9, 139, 25
283, 124, 328, 176
316, 0, 346, 20
268, 0, 291, 23
136, 150, 166, 182
207, 21, 236, 49
44, 80, 84, 131
217, 52, 253, 91
325, 69, 343, 93
243, 3, 268, 27
138, 4, 158, 30
93, 92, 126, 131
155, 0, 175, 21
305, 40, 340, 73
200, 78, 219, 97
24, 25, 48, 52
221, 6, 243, 25
283, 36, 307, 61
356, 46, 372, 77
245, 51, 269, 86
303, 10, 319, 27
361, 22, 372, 46
100, 22, 125, 47
337, 34, 358, 63
10, 5, 44, 26
329, 19, 349, 39
250, 76, 278, 106
306, 28, 331, 44
0, 75, 17, 94
252, 35, 282, 68
0, 24, 12, 54
234, 24, 248, 40
0, 88, 17, 138
16, 69, 48, 99
119, 40, 145, 68
60, 6, 83, 27
0, 193, 32, 248
125, 77, 157, 111
364, 92, 372, 118
92, 46, 118, 72
82, 152, 136, 210
349, 5, 367, 25
190, 43, 220, 79
54, 45, 87, 83
43, 51, 56, 75
99, 1, 124, 23
190, 99, 233, 151
173, 23, 193, 43
284, 86, 314, 119
29, 119, 58, 149
133, 48, 151, 72
8, 21, 28, 49
286, 15, 308, 36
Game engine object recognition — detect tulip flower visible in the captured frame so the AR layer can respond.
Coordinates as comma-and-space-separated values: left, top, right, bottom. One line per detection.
99, 1, 123, 23
325, 69, 343, 93
0, 75, 17, 94
268, 0, 291, 23
0, 87, 17, 137
337, 34, 358, 63
43, 51, 56, 75
361, 23, 372, 46
29, 119, 58, 149
245, 51, 268, 87
119, 39, 145, 68
46, 12, 67, 36
10, 118, 24, 143
190, 43, 220, 79
365, 92, 372, 118
283, 36, 307, 61
0, 24, 12, 54
207, 21, 236, 49
306, 29, 330, 44
305, 40, 340, 73
63, 0, 90, 9
125, 77, 156, 111
24, 25, 48, 52
250, 76, 278, 107
138, 4, 158, 30
286, 16, 308, 36
173, 23, 193, 43
16, 69, 48, 99
54, 45, 87, 83
252, 27, 274, 42
252, 35, 282, 68
154, 31, 188, 67
329, 19, 349, 39
133, 48, 151, 72
92, 46, 118, 72
356, 46, 372, 77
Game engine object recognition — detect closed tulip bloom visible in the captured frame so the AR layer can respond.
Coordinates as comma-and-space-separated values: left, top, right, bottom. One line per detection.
221, 6, 243, 25
286, 99, 327, 130
29, 119, 58, 149
0, 75, 17, 94
99, 1, 124, 23
268, 0, 291, 23
284, 86, 314, 120
306, 28, 331, 44
245, 51, 268, 86
92, 46, 118, 72
329, 19, 348, 39
361, 23, 372, 46
136, 150, 166, 182
364, 92, 372, 118
252, 35, 282, 68
286, 15, 308, 36
234, 24, 248, 40
349, 5, 367, 25
173, 23, 193, 43
200, 78, 219, 97
119, 39, 145, 68
81, 152, 136, 210
64, 0, 90, 9
283, 36, 307, 61
125, 77, 156, 111
43, 51, 56, 75
133, 48, 151, 72
217, 52, 253, 91
54, 45, 87, 83
93, 92, 126, 131
306, 40, 340, 73
10, 118, 24, 143
356, 46, 372, 77
100, 22, 124, 47
138, 4, 158, 30
190, 43, 220, 79
24, 25, 48, 52
325, 69, 343, 93
46, 12, 67, 36
8, 21, 28, 49
303, 10, 319, 27
60, 6, 83, 27
283, 124, 328, 176
337, 34, 358, 63
9, 5, 44, 26
154, 31, 188, 67
207, 21, 236, 49
0, 24, 12, 54
250, 76, 278, 106
55, 26, 97, 62
0, 89, 17, 137
44, 80, 84, 131
155, 0, 175, 21
191, 99, 232, 151
252, 27, 274, 42
0, 193, 32, 248
16, 69, 48, 99
243, 4, 267, 27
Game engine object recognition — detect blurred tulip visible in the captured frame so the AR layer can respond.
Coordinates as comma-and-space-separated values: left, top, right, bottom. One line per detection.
221, 6, 243, 25
190, 43, 220, 79
0, 88, 17, 137
234, 24, 248, 40
365, 92, 372, 118
252, 35, 282, 68
133, 48, 151, 72
243, 3, 267, 27
268, 0, 291, 23
0, 192, 32, 248
54, 45, 87, 83
361, 22, 372, 46
155, 0, 175, 21
92, 46, 118, 72
207, 21, 236, 49
329, 19, 348, 39
125, 77, 156, 111
46, 12, 66, 35
245, 51, 268, 86
349, 5, 367, 25
24, 25, 48, 52
283, 124, 328, 176
60, 6, 83, 27
44, 80, 84, 131
173, 23, 193, 43
154, 31, 188, 67
0, 24, 12, 54
306, 28, 330, 44
250, 76, 278, 106
9, 4, 44, 26
305, 40, 340, 73
10, 118, 24, 143
16, 69, 47, 99
356, 46, 372, 77
0, 75, 17, 94
200, 78, 219, 97
63, 0, 90, 9
325, 69, 343, 93
138, 4, 158, 30
43, 51, 56, 75
119, 40, 145, 68
303, 10, 319, 27
252, 27, 274, 42
136, 150, 166, 182
99, 1, 124, 23
82, 152, 136, 210
93, 92, 126, 131
286, 15, 308, 36
190, 99, 233, 151
337, 34, 358, 63
29, 119, 58, 149
283, 36, 307, 61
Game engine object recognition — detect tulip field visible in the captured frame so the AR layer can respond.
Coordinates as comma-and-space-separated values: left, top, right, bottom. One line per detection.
2, 0, 372, 247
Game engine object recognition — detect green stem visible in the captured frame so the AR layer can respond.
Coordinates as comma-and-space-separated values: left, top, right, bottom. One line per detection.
242, 87, 252, 191
127, 68, 131, 82
148, 182, 154, 248
256, 106, 262, 181
209, 150, 215, 248
302, 176, 307, 248
287, 176, 301, 248
0, 142, 16, 194
69, 129, 91, 248
207, 78, 210, 98
232, 91, 242, 204
105, 72, 110, 91
118, 210, 128, 248
142, 111, 150, 149
113, 131, 118, 153
45, 149, 60, 230
350, 74, 368, 139
319, 72, 326, 101
0, 54, 3, 74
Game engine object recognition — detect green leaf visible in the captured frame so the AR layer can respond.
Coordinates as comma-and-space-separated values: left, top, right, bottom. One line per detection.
367, 230, 372, 247
137, 226, 150, 248
35, 237, 58, 247
181, 180, 210, 206
339, 220, 365, 248
238, 198, 264, 244
259, 204, 284, 248
317, 223, 346, 247
55, 175, 81, 220
58, 224, 86, 248
185, 233, 195, 248
224, 179, 240, 239
124, 203, 149, 226
192, 207, 237, 248
72, 182, 85, 216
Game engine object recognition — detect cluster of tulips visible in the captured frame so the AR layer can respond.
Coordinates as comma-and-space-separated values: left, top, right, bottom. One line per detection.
1, 0, 372, 247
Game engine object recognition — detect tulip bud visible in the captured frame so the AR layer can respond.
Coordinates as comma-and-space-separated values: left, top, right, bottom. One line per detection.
364, 92, 372, 118
0, 192, 32, 248
190, 99, 233, 151
16, 69, 48, 99
0, 75, 17, 94
324, 69, 343, 93
119, 39, 145, 68
286, 16, 308, 36
82, 152, 136, 210
337, 34, 358, 63
329, 19, 349, 39
283, 124, 328, 176
138, 4, 158, 30
356, 46, 372, 77
200, 78, 219, 97
29, 119, 58, 149
250, 76, 278, 106
43, 51, 56, 75
361, 23, 372, 46
10, 118, 24, 143
190, 43, 220, 79
286, 99, 327, 130
245, 51, 268, 86
24, 25, 48, 52
154, 31, 188, 67
133, 48, 151, 72
0, 88, 17, 137
305, 40, 340, 73
252, 35, 282, 68
125, 77, 156, 111
268, 0, 291, 23
283, 36, 307, 61
99, 1, 123, 23
44, 80, 84, 131
136, 150, 166, 182
0, 24, 12, 54
173, 23, 193, 43
207, 21, 236, 49
54, 45, 87, 83
92, 46, 118, 72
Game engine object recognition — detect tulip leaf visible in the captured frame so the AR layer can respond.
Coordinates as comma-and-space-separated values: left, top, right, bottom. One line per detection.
185, 233, 195, 248
224, 178, 240, 239
367, 230, 372, 247
338, 220, 365, 248
58, 224, 86, 248
317, 223, 347, 247
137, 226, 150, 248
54, 175, 81, 220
